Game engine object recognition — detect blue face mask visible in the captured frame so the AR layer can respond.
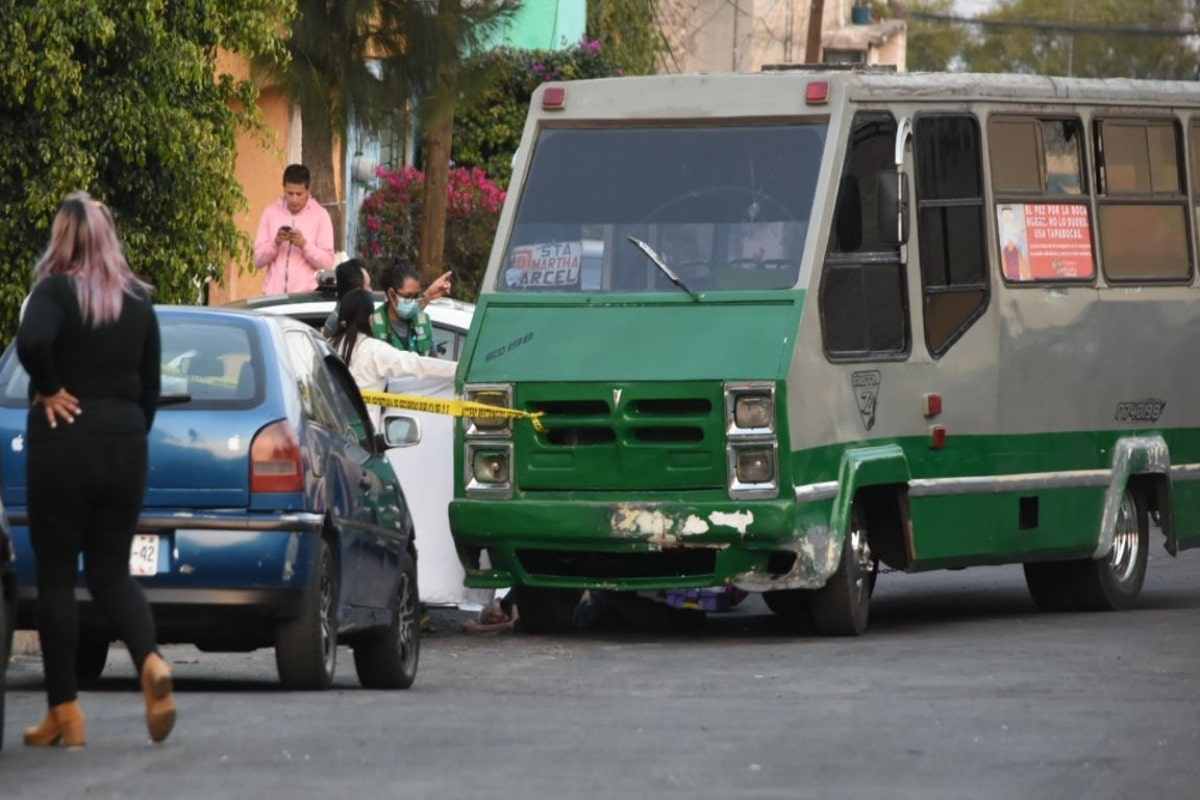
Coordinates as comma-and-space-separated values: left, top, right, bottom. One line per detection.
394, 297, 419, 320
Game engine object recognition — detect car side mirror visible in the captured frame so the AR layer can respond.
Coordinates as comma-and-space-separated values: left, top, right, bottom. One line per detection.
435, 340, 448, 356
876, 170, 910, 246
381, 414, 422, 448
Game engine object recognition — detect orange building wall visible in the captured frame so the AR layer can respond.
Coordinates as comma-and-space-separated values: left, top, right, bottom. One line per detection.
209, 85, 293, 305
208, 52, 292, 305
206, 49, 291, 304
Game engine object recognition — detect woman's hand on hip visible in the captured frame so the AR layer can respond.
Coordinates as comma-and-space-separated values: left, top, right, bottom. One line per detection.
35, 389, 81, 429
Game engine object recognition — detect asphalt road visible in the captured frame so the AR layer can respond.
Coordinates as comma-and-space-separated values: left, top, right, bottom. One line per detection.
3, 550, 1198, 799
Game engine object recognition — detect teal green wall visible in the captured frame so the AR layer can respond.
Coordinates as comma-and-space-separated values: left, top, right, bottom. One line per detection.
490, 0, 587, 51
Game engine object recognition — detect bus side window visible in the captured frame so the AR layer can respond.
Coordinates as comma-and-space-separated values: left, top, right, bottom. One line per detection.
989, 116, 1094, 283
819, 111, 909, 360
1096, 118, 1192, 282
914, 113, 988, 357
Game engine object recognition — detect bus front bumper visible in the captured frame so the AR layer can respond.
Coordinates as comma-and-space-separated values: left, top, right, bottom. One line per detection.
449, 496, 841, 592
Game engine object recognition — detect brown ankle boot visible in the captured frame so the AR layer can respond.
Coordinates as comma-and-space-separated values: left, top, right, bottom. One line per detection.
140, 652, 176, 743
24, 700, 87, 748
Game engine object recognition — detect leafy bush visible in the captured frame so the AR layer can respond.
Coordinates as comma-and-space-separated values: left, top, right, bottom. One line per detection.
358, 165, 505, 301
0, 1, 287, 345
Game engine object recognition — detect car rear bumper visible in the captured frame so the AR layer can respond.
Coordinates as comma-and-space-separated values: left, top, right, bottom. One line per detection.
11, 508, 325, 625
7, 510, 325, 533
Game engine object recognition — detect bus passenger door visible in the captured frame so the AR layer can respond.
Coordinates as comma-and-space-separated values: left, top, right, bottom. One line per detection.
907, 112, 1002, 563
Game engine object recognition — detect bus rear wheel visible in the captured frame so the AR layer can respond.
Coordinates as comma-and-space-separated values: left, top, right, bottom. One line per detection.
809, 503, 873, 636
1023, 487, 1148, 612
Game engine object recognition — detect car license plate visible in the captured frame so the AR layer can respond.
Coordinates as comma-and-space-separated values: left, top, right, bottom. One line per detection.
130, 534, 160, 576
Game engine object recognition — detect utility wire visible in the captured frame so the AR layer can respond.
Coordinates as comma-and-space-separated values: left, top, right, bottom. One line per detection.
910, 12, 1200, 38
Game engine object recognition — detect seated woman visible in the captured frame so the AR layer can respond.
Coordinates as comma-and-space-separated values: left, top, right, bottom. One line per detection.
328, 289, 457, 430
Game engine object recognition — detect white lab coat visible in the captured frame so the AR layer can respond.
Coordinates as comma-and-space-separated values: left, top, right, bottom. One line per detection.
344, 335, 457, 431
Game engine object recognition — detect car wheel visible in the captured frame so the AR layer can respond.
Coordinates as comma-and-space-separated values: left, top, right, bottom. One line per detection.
352, 551, 420, 689
809, 502, 873, 636
76, 629, 110, 682
275, 538, 338, 690
0, 594, 7, 752
2, 591, 14, 668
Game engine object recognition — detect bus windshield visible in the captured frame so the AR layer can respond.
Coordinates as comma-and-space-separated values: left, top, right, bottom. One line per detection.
496, 124, 828, 294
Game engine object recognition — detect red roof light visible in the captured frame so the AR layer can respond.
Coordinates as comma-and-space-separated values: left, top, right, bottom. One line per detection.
806, 81, 829, 104
542, 86, 566, 110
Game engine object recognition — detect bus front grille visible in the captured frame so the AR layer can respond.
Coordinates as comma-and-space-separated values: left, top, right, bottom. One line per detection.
516, 382, 726, 491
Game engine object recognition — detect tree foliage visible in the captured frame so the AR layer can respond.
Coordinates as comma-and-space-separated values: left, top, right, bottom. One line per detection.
452, 40, 628, 190
0, 1, 289, 344
357, 165, 505, 301
893, 0, 971, 72
256, 0, 517, 255
963, 0, 1200, 79
586, 0, 665, 76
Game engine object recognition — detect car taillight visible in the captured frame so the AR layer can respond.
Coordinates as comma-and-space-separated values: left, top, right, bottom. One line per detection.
250, 420, 303, 493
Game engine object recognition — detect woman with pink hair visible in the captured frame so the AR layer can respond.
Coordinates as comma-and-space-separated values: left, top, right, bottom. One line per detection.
16, 192, 175, 748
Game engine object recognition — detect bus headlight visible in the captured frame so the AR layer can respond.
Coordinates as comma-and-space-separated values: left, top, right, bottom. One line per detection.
735, 447, 776, 484
466, 443, 513, 497
465, 384, 513, 435
735, 394, 774, 430
472, 450, 509, 482
725, 382, 776, 436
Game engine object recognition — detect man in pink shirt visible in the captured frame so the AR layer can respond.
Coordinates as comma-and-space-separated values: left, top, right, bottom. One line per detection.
253, 164, 336, 294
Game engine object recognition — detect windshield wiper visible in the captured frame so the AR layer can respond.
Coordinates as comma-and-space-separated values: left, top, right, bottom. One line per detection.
625, 236, 701, 302
158, 392, 192, 406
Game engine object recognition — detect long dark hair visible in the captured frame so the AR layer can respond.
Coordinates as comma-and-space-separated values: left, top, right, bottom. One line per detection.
34, 191, 151, 326
329, 288, 376, 363
334, 258, 367, 300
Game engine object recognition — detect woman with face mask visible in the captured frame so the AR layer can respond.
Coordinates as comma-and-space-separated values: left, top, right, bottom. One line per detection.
331, 289, 457, 431
370, 258, 452, 356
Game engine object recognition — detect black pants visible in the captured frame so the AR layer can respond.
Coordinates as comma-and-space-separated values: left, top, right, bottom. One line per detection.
28, 432, 158, 705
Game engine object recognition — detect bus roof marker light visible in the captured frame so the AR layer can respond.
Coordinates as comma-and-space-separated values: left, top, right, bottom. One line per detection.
542, 86, 566, 110
806, 81, 829, 104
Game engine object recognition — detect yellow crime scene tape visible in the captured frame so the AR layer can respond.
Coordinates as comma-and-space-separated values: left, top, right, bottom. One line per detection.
359, 390, 546, 432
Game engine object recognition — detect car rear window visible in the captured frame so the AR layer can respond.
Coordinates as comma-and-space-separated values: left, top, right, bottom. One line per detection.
160, 320, 263, 408
0, 316, 265, 410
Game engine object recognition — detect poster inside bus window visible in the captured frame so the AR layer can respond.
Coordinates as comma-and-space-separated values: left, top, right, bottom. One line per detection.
503, 241, 604, 290
996, 203, 1095, 281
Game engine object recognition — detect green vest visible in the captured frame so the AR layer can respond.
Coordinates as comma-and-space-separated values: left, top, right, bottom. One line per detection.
371, 302, 434, 355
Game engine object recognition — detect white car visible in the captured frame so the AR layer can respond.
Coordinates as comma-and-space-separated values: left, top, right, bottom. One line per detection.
223, 269, 475, 359
222, 271, 487, 609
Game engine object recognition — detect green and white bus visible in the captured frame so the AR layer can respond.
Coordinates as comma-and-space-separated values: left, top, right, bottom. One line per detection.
448, 69, 1200, 634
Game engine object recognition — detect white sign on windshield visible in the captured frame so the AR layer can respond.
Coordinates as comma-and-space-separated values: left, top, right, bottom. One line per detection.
504, 242, 582, 288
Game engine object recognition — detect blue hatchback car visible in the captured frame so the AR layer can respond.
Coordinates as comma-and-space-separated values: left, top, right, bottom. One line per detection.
0, 306, 420, 690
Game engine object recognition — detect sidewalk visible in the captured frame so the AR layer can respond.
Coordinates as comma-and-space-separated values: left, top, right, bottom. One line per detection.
12, 629, 39, 656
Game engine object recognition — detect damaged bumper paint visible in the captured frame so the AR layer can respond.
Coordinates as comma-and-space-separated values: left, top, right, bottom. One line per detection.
729, 524, 842, 592
449, 495, 843, 590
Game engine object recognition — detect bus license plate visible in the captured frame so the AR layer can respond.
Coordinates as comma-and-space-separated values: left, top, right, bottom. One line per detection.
130, 534, 160, 576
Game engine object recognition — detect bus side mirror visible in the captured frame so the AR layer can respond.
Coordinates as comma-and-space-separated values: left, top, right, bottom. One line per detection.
876, 171, 910, 246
